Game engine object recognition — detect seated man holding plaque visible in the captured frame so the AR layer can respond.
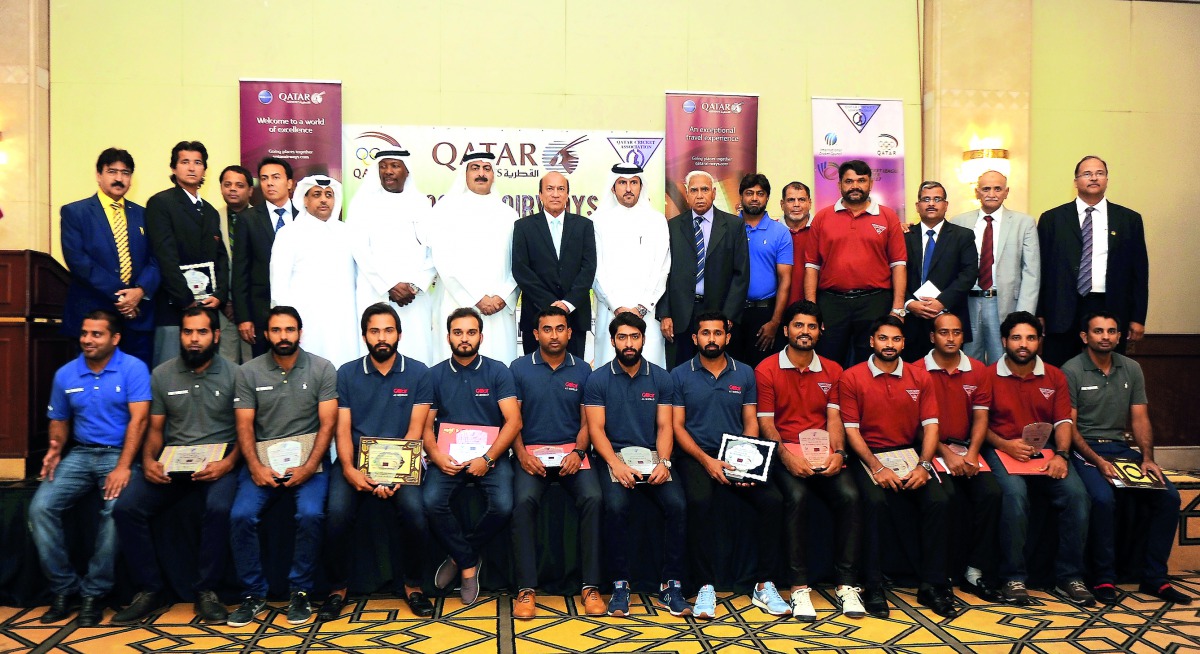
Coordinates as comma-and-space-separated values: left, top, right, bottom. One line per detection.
840, 315, 957, 618
1063, 311, 1190, 605
227, 306, 338, 627
670, 311, 788, 619
112, 307, 240, 625
318, 303, 435, 622
583, 312, 691, 618
756, 300, 863, 621
422, 307, 522, 607
982, 311, 1092, 607
508, 306, 603, 619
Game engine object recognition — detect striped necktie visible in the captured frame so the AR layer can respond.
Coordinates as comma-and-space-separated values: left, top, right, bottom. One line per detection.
694, 214, 706, 282
1077, 206, 1094, 295
110, 201, 132, 284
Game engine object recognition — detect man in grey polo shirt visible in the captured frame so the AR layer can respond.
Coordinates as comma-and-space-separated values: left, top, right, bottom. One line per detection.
1065, 310, 1191, 605
227, 306, 338, 627
112, 307, 240, 625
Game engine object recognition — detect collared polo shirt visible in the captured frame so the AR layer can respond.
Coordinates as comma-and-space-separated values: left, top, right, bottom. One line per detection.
510, 350, 591, 446
48, 349, 152, 447
233, 349, 338, 442
804, 200, 906, 292
583, 358, 675, 450
428, 355, 517, 432
742, 212, 794, 301
337, 354, 433, 446
914, 352, 991, 442
838, 356, 938, 450
987, 356, 1072, 440
151, 355, 236, 446
671, 354, 757, 454
755, 349, 843, 442
786, 220, 812, 305
1062, 351, 1146, 442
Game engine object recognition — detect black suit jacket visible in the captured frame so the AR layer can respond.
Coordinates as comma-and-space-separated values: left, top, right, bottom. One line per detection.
1036, 200, 1148, 334
231, 201, 297, 329
144, 186, 230, 327
658, 208, 750, 332
902, 221, 979, 359
512, 211, 597, 334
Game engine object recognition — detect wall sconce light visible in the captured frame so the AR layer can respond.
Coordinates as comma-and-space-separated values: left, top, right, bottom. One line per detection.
958, 136, 1010, 184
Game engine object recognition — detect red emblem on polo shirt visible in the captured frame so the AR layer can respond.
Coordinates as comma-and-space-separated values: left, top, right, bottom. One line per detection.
1039, 388, 1055, 399
475, 388, 490, 397
393, 388, 408, 397
962, 384, 977, 398
728, 384, 742, 393
872, 223, 886, 234
641, 392, 657, 400
906, 389, 920, 402
818, 382, 832, 394
564, 381, 579, 391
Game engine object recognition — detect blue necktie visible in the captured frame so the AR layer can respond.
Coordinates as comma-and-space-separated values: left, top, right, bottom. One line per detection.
694, 215, 706, 283
1077, 206, 1094, 295
921, 229, 936, 283
274, 207, 287, 231
194, 200, 203, 216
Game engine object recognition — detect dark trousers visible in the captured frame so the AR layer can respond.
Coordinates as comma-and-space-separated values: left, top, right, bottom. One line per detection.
113, 465, 238, 594
229, 466, 329, 596
676, 455, 783, 585
1041, 292, 1127, 367
421, 458, 514, 570
814, 290, 892, 368
1071, 443, 1180, 587
941, 472, 1002, 577
668, 299, 708, 367
511, 457, 602, 590
596, 458, 687, 584
775, 467, 862, 587
729, 303, 783, 367
111, 329, 154, 370
324, 465, 430, 591
853, 462, 950, 588
521, 321, 586, 357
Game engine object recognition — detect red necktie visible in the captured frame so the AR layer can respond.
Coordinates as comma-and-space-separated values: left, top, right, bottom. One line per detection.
978, 215, 994, 290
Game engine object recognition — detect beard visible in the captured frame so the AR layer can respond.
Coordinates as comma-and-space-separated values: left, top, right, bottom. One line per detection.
180, 340, 218, 368
1005, 347, 1036, 365
616, 347, 642, 367
841, 188, 867, 204
874, 348, 900, 362
742, 203, 766, 216
370, 341, 397, 363
699, 343, 725, 360
454, 341, 480, 359
270, 339, 297, 356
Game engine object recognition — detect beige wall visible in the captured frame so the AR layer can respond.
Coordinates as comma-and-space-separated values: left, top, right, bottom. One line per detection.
0, 0, 50, 254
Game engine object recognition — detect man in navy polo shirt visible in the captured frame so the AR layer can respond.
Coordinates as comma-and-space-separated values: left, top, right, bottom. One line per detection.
584, 312, 689, 618
318, 304, 435, 622
508, 306, 603, 619
30, 310, 151, 627
422, 307, 522, 606
672, 311, 787, 619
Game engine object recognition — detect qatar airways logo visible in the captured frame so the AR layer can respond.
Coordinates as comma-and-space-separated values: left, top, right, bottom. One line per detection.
702, 101, 743, 114
275, 90, 327, 105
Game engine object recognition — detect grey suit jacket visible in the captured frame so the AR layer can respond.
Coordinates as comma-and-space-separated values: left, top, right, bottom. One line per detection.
949, 206, 1040, 317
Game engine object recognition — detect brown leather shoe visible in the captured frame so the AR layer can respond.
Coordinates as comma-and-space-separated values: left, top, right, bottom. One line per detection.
512, 589, 536, 619
582, 586, 606, 616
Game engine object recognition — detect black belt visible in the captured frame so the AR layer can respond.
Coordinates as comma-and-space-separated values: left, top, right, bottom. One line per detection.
694, 295, 705, 302
969, 289, 998, 298
75, 442, 121, 450
823, 288, 886, 299
745, 299, 774, 308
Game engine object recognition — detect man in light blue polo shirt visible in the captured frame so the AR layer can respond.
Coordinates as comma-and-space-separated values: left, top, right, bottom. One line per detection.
584, 312, 689, 618
733, 173, 793, 366
30, 309, 151, 627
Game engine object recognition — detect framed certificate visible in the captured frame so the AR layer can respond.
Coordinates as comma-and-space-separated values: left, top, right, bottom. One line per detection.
179, 261, 216, 301
525, 444, 590, 470
254, 432, 323, 480
1109, 458, 1167, 490
437, 423, 499, 464
717, 434, 776, 483
159, 443, 227, 474
357, 438, 423, 486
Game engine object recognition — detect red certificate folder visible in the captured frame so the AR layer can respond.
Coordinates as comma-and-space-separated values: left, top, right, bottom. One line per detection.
437, 423, 499, 464
995, 449, 1056, 475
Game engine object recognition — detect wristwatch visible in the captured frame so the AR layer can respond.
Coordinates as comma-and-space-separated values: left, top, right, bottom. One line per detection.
1054, 450, 1069, 460
481, 453, 497, 469
636, 305, 649, 318
572, 448, 587, 460
660, 459, 672, 469
920, 460, 935, 473
833, 449, 847, 458
891, 308, 907, 318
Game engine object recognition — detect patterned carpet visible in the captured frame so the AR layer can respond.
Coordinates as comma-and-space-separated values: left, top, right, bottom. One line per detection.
5, 577, 1200, 654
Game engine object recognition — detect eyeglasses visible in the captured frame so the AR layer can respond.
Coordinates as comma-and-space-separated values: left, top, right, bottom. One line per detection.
917, 197, 947, 204
1075, 171, 1107, 180
104, 168, 133, 177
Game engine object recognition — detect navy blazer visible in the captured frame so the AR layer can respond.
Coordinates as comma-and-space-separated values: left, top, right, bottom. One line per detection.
902, 221, 979, 359
511, 210, 597, 334
60, 193, 161, 334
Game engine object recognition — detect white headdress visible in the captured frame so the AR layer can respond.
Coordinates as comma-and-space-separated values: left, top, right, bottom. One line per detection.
293, 175, 344, 222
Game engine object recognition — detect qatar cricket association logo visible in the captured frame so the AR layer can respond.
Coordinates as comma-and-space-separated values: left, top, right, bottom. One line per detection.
607, 137, 663, 169
837, 102, 881, 133
543, 135, 589, 174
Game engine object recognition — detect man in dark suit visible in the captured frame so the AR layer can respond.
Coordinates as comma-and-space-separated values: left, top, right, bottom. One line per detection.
231, 157, 296, 357
1037, 155, 1149, 366
902, 181, 979, 362
60, 148, 161, 367
512, 171, 597, 357
658, 170, 749, 367
218, 164, 255, 363
145, 141, 230, 366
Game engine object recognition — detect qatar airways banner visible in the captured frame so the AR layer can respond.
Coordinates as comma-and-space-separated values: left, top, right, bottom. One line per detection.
239, 79, 342, 186
341, 126, 665, 218
812, 97, 907, 220
664, 92, 759, 217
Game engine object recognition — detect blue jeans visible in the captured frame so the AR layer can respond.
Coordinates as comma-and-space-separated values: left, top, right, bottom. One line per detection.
229, 466, 329, 597
963, 295, 1002, 364
422, 458, 514, 570
112, 463, 239, 593
983, 447, 1090, 583
27, 446, 121, 597
596, 458, 687, 584
324, 465, 430, 590
1071, 443, 1181, 587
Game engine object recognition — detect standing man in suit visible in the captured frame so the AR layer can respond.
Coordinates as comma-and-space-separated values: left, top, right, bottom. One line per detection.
218, 164, 254, 363
512, 171, 597, 357
659, 170, 749, 367
950, 171, 1040, 364
145, 141, 229, 366
902, 181, 978, 362
60, 148, 161, 367
1037, 155, 1149, 366
232, 157, 297, 358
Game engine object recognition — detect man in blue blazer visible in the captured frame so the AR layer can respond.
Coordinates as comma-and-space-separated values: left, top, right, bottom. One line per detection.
60, 148, 160, 367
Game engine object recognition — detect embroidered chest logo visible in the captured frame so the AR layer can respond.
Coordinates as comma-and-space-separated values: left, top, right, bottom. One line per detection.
474, 387, 490, 397
727, 384, 742, 394
393, 388, 408, 397
818, 382, 833, 395
564, 381, 579, 392
872, 223, 886, 234
640, 392, 657, 401
1039, 388, 1055, 400
962, 384, 977, 398
906, 389, 920, 402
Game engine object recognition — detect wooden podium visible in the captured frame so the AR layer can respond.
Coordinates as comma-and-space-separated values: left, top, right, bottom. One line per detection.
0, 250, 74, 480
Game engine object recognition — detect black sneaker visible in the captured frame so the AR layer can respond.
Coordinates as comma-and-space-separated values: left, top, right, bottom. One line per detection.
111, 591, 167, 625
1139, 582, 1193, 605
194, 590, 228, 623
1055, 580, 1096, 608
287, 591, 313, 625
1092, 583, 1119, 605
316, 593, 346, 622
227, 596, 268, 627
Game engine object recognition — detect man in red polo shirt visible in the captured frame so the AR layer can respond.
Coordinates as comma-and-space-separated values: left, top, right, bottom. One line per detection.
982, 311, 1093, 608
840, 315, 956, 619
914, 312, 1002, 603
780, 182, 814, 307
803, 160, 907, 367
756, 300, 863, 621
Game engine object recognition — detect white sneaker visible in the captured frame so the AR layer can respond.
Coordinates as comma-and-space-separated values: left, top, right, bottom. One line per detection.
835, 585, 866, 619
790, 587, 817, 622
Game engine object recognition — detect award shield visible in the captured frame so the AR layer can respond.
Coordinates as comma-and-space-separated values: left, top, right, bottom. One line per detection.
796, 428, 832, 470
179, 261, 216, 301
717, 433, 776, 483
